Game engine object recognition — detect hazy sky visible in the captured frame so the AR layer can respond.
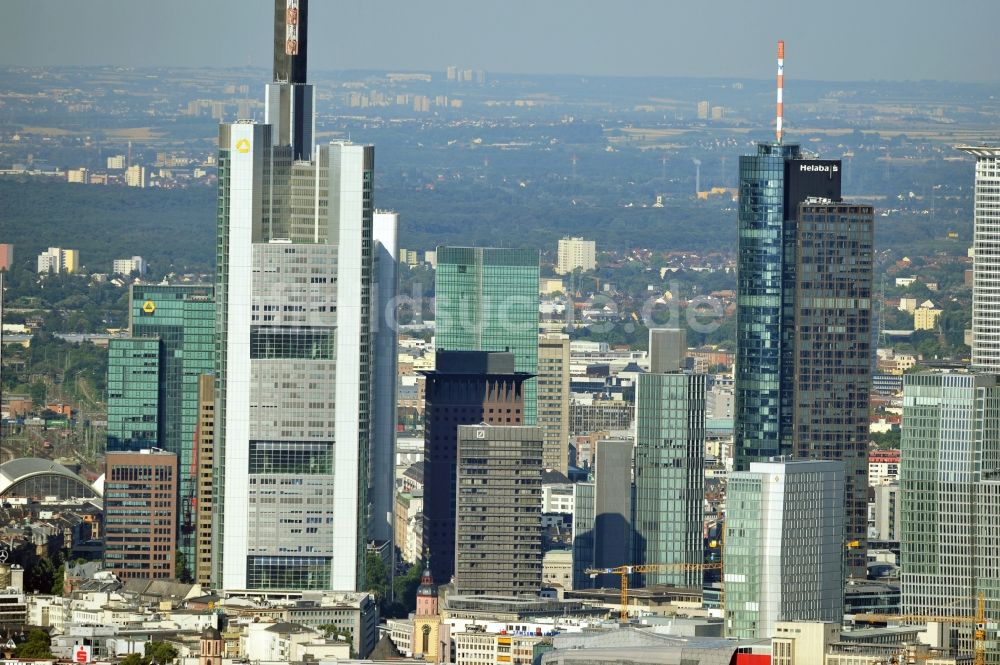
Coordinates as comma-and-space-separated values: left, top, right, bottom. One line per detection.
2, 0, 999, 83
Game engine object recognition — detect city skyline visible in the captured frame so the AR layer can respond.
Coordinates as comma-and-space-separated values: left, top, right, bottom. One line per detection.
2, 1, 1000, 83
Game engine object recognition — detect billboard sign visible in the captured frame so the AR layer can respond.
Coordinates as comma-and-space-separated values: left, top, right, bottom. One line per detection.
784, 159, 842, 220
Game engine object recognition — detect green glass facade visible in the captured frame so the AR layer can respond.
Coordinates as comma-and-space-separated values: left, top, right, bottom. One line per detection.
107, 338, 161, 451
633, 371, 705, 587
107, 284, 215, 569
435, 246, 540, 423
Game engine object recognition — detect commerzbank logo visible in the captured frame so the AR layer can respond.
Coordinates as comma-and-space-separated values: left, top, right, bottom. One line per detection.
235, 138, 251, 154
142, 300, 156, 314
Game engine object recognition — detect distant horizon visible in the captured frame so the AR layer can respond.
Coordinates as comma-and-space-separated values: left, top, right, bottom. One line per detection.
2, 1, 1000, 84
4, 62, 998, 88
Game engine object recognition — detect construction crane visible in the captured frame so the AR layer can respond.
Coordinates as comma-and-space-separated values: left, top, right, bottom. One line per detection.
853, 593, 988, 665
585, 562, 724, 622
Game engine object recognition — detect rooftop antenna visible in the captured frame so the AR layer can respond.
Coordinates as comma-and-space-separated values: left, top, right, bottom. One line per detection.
776, 40, 784, 144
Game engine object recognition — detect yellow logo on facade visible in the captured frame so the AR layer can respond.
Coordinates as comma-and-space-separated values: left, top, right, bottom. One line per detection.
142, 300, 156, 314
235, 138, 251, 154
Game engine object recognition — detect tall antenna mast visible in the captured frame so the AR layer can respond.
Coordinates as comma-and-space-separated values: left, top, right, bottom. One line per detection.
776, 40, 784, 144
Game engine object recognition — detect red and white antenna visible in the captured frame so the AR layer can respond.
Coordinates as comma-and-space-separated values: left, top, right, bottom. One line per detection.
776, 40, 785, 144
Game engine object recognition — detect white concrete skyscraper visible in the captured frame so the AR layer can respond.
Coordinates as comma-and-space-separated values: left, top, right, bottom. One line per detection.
957, 146, 1000, 372
213, 0, 392, 593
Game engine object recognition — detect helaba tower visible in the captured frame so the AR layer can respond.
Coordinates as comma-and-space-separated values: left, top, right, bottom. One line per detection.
213, 0, 397, 592
733, 42, 873, 576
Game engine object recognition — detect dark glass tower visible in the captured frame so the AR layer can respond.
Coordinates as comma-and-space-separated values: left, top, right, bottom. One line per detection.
734, 143, 841, 464
421, 351, 530, 584
267, 0, 314, 160
735, 143, 871, 575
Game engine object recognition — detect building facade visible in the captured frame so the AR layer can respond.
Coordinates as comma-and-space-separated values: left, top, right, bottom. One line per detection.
36, 247, 78, 274
555, 237, 596, 275
0, 244, 13, 271
106, 284, 214, 571
422, 351, 530, 585
793, 201, 874, 574
454, 424, 543, 596
435, 246, 540, 424
633, 347, 705, 587
956, 146, 1000, 372
195, 373, 215, 586
107, 338, 161, 452
570, 482, 595, 590
103, 450, 178, 580
370, 210, 400, 547
537, 333, 570, 473
725, 460, 845, 639
734, 143, 871, 576
592, 439, 633, 588
214, 1, 379, 592
901, 372, 1000, 620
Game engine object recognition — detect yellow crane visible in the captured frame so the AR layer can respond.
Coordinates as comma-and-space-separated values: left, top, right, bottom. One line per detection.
585, 562, 724, 622
853, 592, 988, 665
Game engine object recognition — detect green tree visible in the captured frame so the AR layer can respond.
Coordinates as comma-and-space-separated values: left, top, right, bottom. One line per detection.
14, 629, 53, 659
365, 551, 389, 603
52, 562, 65, 596
29, 380, 47, 407
121, 654, 144, 665
144, 641, 178, 665
174, 551, 192, 583
392, 561, 424, 612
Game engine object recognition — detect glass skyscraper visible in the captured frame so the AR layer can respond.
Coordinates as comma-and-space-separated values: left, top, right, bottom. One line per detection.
106, 284, 214, 569
633, 329, 705, 588
435, 246, 540, 423
107, 338, 160, 451
901, 372, 1000, 619
734, 142, 871, 574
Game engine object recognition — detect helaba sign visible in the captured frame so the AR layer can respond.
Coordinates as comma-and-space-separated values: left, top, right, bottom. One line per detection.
799, 163, 839, 173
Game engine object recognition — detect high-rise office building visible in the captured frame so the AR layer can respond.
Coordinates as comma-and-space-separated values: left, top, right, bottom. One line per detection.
538, 333, 570, 473
555, 237, 596, 275
592, 439, 633, 588
103, 449, 178, 580
648, 327, 687, 374
901, 372, 1000, 619
435, 246, 540, 424
634, 329, 705, 588
571, 481, 595, 590
735, 143, 841, 465
453, 424, 543, 596
107, 284, 214, 570
107, 338, 160, 451
956, 146, 1000, 372
214, 0, 380, 592
195, 374, 215, 587
734, 142, 871, 574
793, 200, 873, 573
370, 211, 399, 548
725, 459, 845, 639
421, 351, 530, 585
